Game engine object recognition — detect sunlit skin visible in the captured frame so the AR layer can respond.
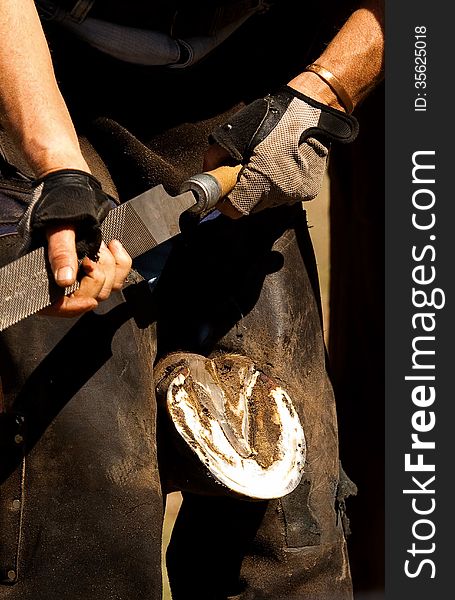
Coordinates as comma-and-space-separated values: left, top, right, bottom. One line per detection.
0, 0, 384, 313
205, 0, 384, 218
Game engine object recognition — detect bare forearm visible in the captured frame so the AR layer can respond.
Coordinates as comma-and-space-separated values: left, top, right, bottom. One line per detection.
0, 0, 88, 175
289, 0, 384, 111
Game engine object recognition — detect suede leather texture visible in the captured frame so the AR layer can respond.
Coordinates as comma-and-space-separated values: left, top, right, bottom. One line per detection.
1, 2, 356, 598
0, 286, 163, 599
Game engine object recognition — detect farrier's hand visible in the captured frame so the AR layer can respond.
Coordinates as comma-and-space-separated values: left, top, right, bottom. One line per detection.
43, 236, 132, 317
205, 87, 358, 217
18, 169, 132, 317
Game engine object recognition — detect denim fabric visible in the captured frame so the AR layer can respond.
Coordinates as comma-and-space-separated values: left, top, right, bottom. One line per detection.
36, 0, 267, 67
0, 175, 32, 238
1, 2, 356, 596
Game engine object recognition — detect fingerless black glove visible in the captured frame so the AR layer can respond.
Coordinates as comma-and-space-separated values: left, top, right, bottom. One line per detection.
210, 86, 359, 215
19, 169, 113, 259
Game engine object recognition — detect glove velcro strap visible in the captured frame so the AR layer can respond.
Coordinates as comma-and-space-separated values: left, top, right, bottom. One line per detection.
282, 86, 359, 144
210, 89, 297, 162
210, 87, 358, 165
209, 98, 270, 162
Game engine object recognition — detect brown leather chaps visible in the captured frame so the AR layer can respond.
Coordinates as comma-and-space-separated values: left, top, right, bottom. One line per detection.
1, 3, 356, 598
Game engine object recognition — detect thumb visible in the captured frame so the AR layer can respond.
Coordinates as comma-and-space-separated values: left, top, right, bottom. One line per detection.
46, 226, 78, 287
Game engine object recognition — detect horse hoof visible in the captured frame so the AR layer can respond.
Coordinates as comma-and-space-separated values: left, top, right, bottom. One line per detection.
155, 352, 306, 499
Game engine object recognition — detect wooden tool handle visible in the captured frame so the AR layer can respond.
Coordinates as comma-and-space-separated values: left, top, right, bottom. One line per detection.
205, 164, 242, 198
180, 164, 242, 214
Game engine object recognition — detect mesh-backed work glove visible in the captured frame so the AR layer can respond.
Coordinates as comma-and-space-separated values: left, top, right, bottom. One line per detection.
18, 169, 113, 260
210, 86, 359, 215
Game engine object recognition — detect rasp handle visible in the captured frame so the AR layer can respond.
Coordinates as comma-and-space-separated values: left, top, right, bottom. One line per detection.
180, 164, 242, 214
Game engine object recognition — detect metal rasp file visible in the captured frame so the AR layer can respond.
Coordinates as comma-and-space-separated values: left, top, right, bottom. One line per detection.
0, 164, 241, 331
